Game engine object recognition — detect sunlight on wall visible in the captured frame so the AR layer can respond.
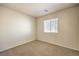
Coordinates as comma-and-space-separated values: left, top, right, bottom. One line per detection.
15, 19, 31, 36
0, 6, 35, 51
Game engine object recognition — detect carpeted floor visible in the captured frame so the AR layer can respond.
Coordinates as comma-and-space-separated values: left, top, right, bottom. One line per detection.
0, 40, 79, 56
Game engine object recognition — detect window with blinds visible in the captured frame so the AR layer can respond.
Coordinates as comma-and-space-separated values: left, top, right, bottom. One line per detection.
43, 18, 58, 33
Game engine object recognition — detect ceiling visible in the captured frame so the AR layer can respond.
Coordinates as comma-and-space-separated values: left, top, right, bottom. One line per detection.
1, 3, 77, 18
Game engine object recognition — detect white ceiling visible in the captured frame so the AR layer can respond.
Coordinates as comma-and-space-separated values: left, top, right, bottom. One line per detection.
1, 3, 76, 17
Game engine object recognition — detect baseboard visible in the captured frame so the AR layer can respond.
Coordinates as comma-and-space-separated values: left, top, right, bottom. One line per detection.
0, 39, 35, 53
1, 39, 79, 53
37, 39, 79, 52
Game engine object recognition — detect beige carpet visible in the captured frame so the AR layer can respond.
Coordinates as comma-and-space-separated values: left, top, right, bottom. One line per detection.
0, 40, 79, 56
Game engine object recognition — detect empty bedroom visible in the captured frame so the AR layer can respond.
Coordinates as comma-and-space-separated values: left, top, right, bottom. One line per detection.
0, 3, 79, 56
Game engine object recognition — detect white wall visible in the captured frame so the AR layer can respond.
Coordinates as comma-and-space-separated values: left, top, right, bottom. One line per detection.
0, 5, 79, 52
37, 6, 79, 51
0, 6, 36, 52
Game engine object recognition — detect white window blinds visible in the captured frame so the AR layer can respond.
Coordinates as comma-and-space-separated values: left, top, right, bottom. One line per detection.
44, 18, 58, 33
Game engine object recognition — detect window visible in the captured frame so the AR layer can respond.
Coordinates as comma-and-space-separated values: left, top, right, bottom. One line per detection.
44, 18, 58, 33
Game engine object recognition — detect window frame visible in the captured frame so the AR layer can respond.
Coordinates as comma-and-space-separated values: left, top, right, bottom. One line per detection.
43, 18, 59, 33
